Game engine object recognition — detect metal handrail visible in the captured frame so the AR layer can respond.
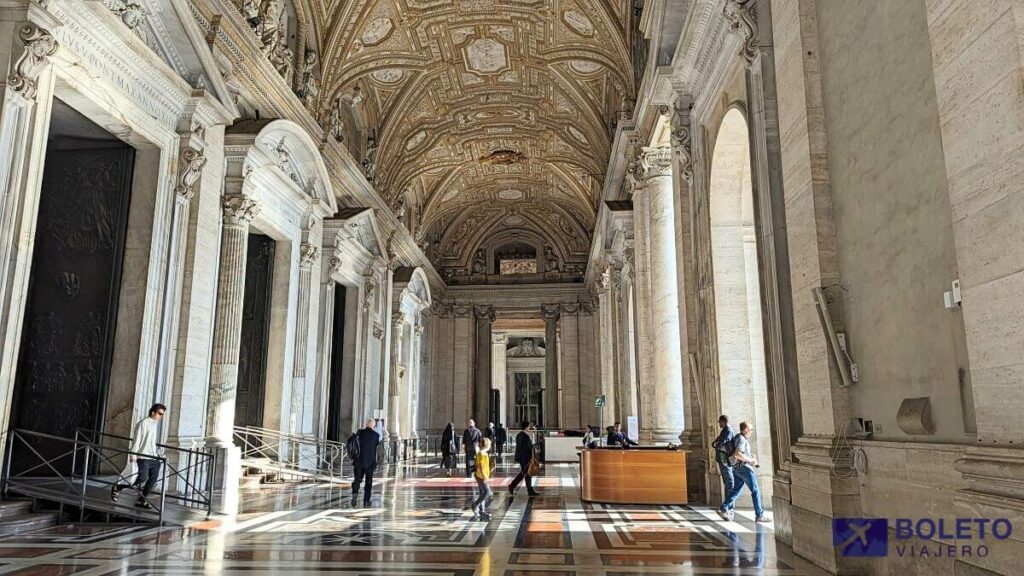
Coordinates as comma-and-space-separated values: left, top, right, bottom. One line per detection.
1, 428, 214, 525
233, 426, 346, 483
75, 429, 216, 517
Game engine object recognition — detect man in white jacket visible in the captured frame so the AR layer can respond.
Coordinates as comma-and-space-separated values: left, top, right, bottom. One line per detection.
111, 403, 166, 509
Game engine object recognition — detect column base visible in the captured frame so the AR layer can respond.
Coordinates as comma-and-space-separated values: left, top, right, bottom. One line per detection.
205, 440, 241, 515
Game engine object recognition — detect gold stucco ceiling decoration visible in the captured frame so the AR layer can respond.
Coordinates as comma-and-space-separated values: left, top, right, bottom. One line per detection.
316, 0, 633, 270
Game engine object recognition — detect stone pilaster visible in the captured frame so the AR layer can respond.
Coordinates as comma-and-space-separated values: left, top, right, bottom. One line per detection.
473, 305, 495, 426
407, 321, 424, 438
638, 146, 686, 443
560, 302, 581, 427
596, 265, 618, 423
541, 303, 560, 428
387, 312, 406, 439
0, 18, 59, 439
289, 243, 319, 436
491, 332, 508, 426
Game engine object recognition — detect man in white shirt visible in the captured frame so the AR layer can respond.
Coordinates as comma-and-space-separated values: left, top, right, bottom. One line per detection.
111, 403, 166, 509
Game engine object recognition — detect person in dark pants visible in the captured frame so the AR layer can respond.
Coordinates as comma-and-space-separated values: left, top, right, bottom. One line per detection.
440, 422, 457, 476
711, 414, 736, 501
351, 419, 381, 506
494, 423, 508, 456
462, 419, 482, 477
508, 420, 539, 496
111, 403, 166, 509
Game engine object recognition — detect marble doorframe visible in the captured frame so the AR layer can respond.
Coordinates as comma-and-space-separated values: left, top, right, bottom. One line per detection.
0, 2, 231, 450
389, 267, 432, 440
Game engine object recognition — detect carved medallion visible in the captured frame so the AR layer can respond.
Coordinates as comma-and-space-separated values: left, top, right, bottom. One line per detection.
361, 17, 395, 46
498, 189, 524, 201
562, 9, 594, 37
406, 130, 427, 151
570, 60, 602, 75
464, 38, 508, 75
371, 68, 404, 84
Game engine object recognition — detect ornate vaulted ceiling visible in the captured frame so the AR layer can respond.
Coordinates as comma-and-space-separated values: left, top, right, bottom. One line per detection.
309, 0, 634, 279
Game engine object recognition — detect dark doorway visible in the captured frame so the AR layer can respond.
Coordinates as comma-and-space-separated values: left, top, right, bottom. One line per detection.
490, 389, 501, 428
11, 100, 134, 474
326, 284, 347, 442
234, 233, 275, 429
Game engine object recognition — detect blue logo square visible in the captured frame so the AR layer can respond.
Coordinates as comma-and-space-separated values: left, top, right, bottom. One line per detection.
833, 518, 888, 557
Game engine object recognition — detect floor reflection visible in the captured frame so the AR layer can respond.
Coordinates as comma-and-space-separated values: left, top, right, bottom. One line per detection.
0, 460, 825, 575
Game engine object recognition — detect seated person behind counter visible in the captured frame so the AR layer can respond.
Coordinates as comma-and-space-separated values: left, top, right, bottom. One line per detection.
606, 422, 638, 447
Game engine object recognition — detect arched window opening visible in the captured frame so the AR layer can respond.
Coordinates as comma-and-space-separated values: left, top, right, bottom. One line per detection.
494, 242, 537, 275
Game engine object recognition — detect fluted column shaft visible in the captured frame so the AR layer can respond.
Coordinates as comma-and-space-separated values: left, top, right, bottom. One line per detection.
491, 333, 508, 426
541, 304, 560, 428
640, 147, 686, 442
207, 196, 260, 445
597, 268, 617, 422
387, 313, 406, 439
407, 323, 424, 438
289, 244, 319, 436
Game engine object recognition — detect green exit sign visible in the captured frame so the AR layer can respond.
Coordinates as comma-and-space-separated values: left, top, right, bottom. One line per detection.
595, 395, 606, 408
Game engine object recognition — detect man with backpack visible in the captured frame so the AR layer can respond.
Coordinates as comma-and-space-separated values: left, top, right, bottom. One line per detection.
711, 414, 736, 501
717, 421, 771, 523
348, 419, 381, 507
461, 419, 482, 477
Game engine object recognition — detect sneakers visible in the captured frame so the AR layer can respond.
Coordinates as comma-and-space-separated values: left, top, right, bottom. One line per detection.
110, 487, 120, 502
755, 516, 772, 523
716, 507, 729, 521
527, 491, 540, 497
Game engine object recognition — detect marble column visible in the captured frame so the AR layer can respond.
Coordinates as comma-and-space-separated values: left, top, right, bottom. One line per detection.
491, 333, 508, 426
289, 243, 319, 437
473, 305, 495, 426
541, 304, 560, 428
639, 147, 686, 443
0, 21, 58, 437
206, 194, 259, 513
387, 312, 406, 439
597, 265, 618, 423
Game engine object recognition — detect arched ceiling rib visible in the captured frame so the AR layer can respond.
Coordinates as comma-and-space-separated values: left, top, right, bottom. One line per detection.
313, 0, 633, 275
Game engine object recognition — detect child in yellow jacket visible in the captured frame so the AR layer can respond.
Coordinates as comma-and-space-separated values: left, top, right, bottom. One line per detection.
472, 438, 494, 520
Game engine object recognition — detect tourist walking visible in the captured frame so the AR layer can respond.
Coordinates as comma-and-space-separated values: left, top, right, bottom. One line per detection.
440, 422, 457, 476
462, 419, 482, 477
712, 415, 736, 500
717, 422, 771, 523
111, 403, 167, 509
351, 419, 382, 507
508, 420, 539, 496
472, 438, 495, 520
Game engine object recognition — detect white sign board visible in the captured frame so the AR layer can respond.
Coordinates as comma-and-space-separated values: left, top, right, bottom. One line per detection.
626, 416, 639, 443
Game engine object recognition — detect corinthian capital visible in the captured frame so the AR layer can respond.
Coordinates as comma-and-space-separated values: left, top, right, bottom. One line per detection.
724, 0, 759, 67
639, 146, 673, 180
540, 303, 560, 320
222, 195, 260, 226
8, 24, 59, 101
474, 305, 496, 322
175, 147, 207, 200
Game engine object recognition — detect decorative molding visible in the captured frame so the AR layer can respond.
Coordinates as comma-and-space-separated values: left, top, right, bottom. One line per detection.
723, 0, 759, 67
174, 147, 207, 200
222, 195, 260, 226
541, 303, 561, 320
7, 24, 59, 101
328, 255, 344, 277
671, 99, 694, 183
299, 244, 321, 268
639, 146, 673, 180
473, 305, 496, 322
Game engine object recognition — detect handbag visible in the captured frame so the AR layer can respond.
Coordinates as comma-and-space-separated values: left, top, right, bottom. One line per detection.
119, 460, 138, 485
527, 456, 541, 477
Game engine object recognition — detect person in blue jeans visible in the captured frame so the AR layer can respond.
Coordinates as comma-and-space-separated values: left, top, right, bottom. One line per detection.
717, 422, 771, 523
711, 415, 735, 501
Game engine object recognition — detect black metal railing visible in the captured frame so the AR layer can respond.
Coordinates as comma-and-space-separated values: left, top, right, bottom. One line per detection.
1, 428, 215, 525
233, 426, 347, 482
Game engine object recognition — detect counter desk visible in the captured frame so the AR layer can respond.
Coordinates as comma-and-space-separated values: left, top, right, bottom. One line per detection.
579, 447, 688, 505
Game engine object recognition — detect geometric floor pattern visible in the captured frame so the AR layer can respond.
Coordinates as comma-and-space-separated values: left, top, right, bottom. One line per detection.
0, 459, 830, 575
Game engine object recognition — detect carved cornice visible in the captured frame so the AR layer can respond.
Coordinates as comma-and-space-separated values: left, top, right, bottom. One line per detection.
492, 332, 509, 344
723, 0, 759, 67
7, 24, 59, 102
175, 147, 207, 200
561, 302, 580, 315
328, 254, 344, 277
639, 146, 673, 180
222, 195, 260, 227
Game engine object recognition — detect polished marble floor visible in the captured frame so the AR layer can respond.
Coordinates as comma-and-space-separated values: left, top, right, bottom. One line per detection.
0, 458, 829, 575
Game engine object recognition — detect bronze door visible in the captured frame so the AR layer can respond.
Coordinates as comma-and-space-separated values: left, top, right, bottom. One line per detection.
234, 233, 275, 430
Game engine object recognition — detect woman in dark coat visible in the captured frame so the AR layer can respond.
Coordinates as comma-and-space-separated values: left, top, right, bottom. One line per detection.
440, 422, 457, 476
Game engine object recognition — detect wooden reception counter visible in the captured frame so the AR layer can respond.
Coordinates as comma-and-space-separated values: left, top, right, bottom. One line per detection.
579, 447, 688, 505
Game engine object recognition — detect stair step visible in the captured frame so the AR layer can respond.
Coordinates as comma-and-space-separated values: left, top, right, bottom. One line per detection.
0, 500, 33, 520
0, 512, 59, 536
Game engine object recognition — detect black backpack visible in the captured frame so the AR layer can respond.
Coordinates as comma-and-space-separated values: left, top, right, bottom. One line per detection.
346, 432, 361, 461
715, 434, 737, 465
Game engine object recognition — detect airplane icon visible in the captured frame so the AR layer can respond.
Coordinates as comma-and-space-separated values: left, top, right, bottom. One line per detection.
839, 520, 873, 551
